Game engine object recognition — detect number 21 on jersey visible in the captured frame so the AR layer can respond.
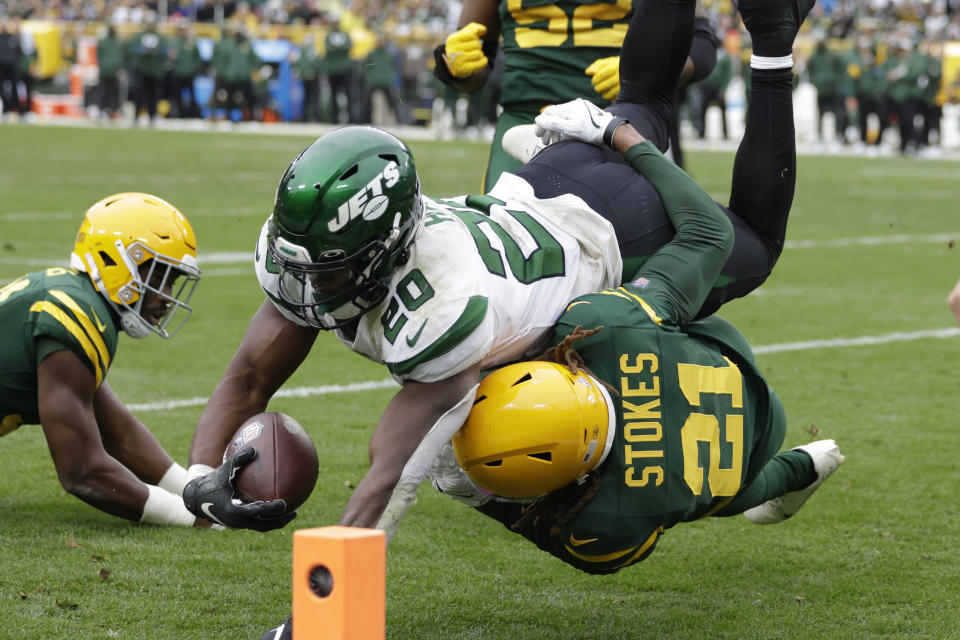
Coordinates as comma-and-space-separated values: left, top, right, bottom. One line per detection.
678, 357, 744, 498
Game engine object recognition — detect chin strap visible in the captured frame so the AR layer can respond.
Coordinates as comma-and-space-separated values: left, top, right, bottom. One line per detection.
119, 309, 152, 339
75, 250, 152, 339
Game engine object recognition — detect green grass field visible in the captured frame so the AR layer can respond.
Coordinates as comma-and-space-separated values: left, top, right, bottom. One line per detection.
2, 123, 960, 639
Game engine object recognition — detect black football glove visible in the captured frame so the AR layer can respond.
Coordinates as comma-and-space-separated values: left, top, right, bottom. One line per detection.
258, 614, 292, 640
182, 448, 296, 532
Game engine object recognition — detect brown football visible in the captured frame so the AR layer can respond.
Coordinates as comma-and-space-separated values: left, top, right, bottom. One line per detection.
223, 412, 319, 512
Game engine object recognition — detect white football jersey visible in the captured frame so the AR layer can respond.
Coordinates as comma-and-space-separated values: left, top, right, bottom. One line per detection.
256, 172, 622, 383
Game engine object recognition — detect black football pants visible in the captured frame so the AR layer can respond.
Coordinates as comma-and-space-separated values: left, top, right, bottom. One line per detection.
516, 0, 796, 318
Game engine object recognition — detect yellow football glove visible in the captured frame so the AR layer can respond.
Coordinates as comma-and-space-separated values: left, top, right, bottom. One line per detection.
443, 22, 489, 79
586, 56, 620, 101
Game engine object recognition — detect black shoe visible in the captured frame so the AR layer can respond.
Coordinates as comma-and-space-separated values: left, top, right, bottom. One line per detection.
737, 0, 816, 57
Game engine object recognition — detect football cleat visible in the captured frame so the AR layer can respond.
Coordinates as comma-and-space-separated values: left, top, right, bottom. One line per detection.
258, 614, 292, 640
743, 439, 844, 524
502, 124, 546, 164
736, 0, 817, 57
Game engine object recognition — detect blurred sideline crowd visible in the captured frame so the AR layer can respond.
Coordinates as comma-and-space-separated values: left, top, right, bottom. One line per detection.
1, 0, 959, 156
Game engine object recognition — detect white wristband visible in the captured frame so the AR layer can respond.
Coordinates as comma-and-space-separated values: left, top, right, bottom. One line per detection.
750, 54, 793, 70
158, 463, 189, 496
141, 485, 197, 527
186, 463, 215, 483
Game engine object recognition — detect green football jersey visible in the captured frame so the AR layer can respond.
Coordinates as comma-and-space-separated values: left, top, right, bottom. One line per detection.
498, 0, 638, 109
511, 283, 785, 573
0, 268, 119, 435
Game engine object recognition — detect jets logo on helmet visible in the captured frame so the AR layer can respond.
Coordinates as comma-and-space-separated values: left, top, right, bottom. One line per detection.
328, 161, 400, 232
267, 126, 423, 330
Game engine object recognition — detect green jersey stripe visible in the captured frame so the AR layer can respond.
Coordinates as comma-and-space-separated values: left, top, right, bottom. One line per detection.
387, 296, 489, 377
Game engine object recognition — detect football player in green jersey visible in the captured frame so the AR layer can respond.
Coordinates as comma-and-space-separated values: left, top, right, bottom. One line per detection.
0, 193, 215, 527
433, 115, 844, 576
433, 0, 720, 191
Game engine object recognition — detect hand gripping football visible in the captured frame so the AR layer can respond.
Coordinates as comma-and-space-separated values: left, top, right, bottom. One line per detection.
223, 412, 320, 512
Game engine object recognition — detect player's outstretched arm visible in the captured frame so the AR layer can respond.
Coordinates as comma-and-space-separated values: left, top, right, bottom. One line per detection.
182, 300, 318, 530
37, 350, 198, 526
613, 127, 734, 323
94, 381, 183, 490
338, 363, 482, 531
188, 299, 319, 469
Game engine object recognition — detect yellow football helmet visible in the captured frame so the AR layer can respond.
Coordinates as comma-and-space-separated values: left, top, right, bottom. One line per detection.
452, 361, 615, 500
70, 192, 200, 339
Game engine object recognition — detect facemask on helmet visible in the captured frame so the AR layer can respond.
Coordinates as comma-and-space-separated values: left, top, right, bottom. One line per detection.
452, 362, 616, 500
70, 192, 200, 339
267, 126, 423, 330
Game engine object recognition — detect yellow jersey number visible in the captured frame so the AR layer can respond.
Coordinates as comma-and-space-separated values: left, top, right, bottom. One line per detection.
677, 357, 744, 498
0, 276, 30, 303
0, 276, 30, 436
0, 269, 75, 436
506, 0, 631, 49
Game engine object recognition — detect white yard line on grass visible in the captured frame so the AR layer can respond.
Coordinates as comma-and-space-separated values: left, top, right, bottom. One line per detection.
784, 233, 956, 249
128, 379, 400, 412
752, 327, 960, 354
0, 207, 266, 222
127, 327, 960, 412
4, 232, 956, 279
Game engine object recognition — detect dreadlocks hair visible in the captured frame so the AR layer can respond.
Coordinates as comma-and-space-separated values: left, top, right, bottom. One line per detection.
512, 473, 601, 536
533, 325, 617, 395
510, 324, 615, 536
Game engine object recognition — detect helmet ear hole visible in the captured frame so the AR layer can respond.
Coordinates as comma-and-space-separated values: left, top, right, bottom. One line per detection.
338, 165, 358, 180
528, 452, 552, 462
511, 373, 533, 386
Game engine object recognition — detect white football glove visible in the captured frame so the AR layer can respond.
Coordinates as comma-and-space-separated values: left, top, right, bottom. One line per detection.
428, 443, 490, 507
534, 98, 627, 148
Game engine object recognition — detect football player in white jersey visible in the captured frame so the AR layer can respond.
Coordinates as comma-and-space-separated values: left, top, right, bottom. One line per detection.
184, 0, 808, 546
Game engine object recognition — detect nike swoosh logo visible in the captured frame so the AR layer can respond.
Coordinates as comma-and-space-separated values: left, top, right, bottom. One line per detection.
587, 109, 600, 129
200, 502, 228, 527
91, 308, 107, 332
569, 533, 598, 546
406, 321, 427, 347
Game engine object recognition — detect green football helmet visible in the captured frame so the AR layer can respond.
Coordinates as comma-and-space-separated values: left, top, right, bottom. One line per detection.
267, 126, 423, 329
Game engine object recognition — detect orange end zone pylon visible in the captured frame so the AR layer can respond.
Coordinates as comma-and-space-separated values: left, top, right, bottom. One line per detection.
292, 526, 386, 640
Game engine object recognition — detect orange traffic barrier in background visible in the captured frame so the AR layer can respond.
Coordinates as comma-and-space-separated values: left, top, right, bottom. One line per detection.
292, 526, 386, 640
